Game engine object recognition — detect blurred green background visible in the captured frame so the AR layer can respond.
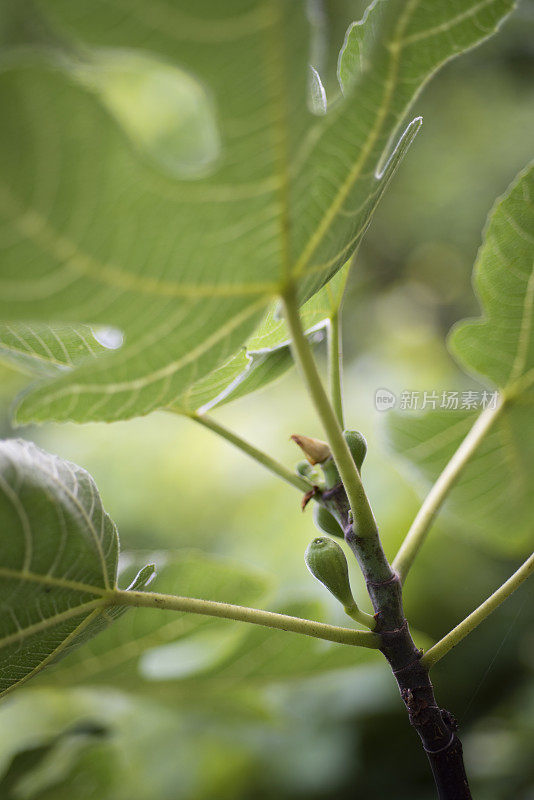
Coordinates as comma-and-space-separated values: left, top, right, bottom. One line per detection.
1, 2, 533, 798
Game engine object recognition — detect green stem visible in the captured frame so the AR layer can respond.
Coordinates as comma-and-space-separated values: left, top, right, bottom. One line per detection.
422, 550, 534, 668
328, 312, 344, 428
344, 602, 376, 630
110, 589, 380, 648
393, 396, 504, 583
184, 412, 311, 494
281, 285, 377, 540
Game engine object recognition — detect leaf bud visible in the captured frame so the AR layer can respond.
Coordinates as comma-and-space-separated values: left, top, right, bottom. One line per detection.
296, 460, 314, 479
291, 434, 331, 465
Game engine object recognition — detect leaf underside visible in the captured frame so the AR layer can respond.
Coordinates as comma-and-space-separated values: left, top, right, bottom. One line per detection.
0, 323, 108, 376
0, 0, 513, 423
0, 439, 119, 697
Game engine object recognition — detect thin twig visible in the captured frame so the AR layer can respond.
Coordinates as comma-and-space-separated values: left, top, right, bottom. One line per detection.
179, 411, 311, 494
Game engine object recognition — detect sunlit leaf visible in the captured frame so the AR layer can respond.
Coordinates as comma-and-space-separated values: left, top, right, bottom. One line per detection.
74, 48, 221, 179
0, 0, 512, 423
449, 162, 534, 395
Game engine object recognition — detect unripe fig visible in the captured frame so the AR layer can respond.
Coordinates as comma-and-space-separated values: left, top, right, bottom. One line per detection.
343, 430, 367, 472
304, 537, 355, 609
313, 504, 344, 538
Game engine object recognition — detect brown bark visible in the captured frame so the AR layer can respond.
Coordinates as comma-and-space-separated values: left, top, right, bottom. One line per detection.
319, 483, 472, 799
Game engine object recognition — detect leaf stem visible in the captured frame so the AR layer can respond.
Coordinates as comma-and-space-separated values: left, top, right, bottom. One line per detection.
186, 412, 311, 493
393, 397, 504, 582
110, 589, 380, 648
281, 285, 378, 539
422, 550, 534, 668
328, 312, 344, 428
344, 602, 376, 630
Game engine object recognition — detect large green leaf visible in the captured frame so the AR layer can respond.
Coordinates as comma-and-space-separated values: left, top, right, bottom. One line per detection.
387, 405, 532, 552
0, 439, 117, 697
387, 163, 534, 552
0, 274, 340, 416
449, 163, 534, 395
210, 346, 295, 409
0, 439, 157, 697
0, 0, 513, 423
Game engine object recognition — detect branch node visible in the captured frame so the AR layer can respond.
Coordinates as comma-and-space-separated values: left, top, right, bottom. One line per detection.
423, 731, 456, 755
322, 482, 344, 501
377, 619, 409, 639
392, 653, 424, 676
366, 571, 399, 589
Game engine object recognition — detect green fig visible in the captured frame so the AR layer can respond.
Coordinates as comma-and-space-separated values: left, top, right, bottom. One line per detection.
344, 430, 367, 472
304, 537, 376, 629
304, 537, 355, 608
313, 505, 344, 538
